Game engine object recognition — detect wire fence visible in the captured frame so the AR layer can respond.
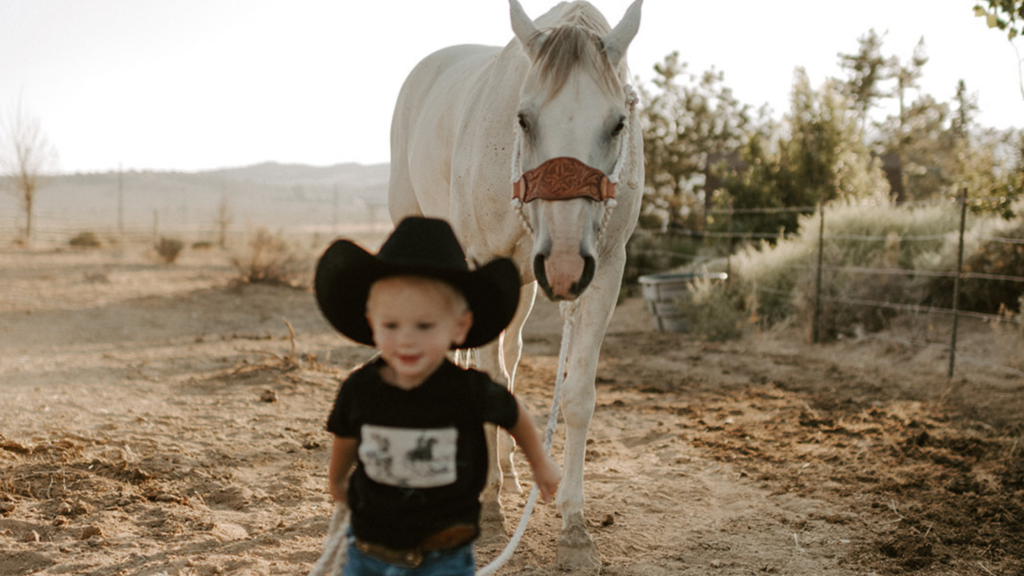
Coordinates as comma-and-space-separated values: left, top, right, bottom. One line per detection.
630, 191, 1024, 379
0, 205, 391, 252
5, 197, 1021, 379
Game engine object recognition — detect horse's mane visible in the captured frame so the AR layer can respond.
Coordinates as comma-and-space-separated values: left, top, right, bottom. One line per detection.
525, 2, 625, 100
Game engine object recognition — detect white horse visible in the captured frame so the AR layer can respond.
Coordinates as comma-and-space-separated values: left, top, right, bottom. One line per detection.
388, 0, 643, 567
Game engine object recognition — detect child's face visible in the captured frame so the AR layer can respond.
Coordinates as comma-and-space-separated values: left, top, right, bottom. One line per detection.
365, 276, 473, 389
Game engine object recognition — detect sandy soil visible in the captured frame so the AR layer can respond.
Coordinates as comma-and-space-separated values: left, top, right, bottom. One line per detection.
1, 244, 1022, 576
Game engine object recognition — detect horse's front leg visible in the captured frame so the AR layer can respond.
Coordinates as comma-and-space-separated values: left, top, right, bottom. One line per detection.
475, 283, 537, 538
556, 267, 620, 569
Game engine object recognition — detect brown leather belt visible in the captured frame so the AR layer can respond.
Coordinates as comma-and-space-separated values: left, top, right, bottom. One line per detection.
354, 524, 476, 569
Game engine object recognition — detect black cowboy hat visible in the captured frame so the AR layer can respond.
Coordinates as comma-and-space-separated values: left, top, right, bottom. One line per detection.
314, 217, 521, 349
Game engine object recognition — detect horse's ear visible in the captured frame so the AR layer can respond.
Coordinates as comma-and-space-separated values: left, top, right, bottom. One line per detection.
510, 0, 546, 62
602, 0, 642, 68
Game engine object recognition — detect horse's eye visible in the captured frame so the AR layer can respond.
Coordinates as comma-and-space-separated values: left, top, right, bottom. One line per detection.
611, 119, 626, 137
518, 114, 530, 132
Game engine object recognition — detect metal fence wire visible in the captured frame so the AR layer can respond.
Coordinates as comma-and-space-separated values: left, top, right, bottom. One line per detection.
5, 194, 1022, 379
632, 190, 1024, 379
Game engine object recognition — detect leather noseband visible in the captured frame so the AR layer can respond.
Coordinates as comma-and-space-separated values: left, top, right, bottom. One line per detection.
512, 157, 616, 203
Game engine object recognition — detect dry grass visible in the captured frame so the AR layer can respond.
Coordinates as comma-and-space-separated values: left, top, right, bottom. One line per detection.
230, 228, 310, 287
155, 237, 184, 264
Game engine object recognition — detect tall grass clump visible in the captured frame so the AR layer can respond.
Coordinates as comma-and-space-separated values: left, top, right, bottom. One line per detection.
798, 201, 958, 339
231, 228, 309, 287
69, 231, 102, 248
731, 236, 811, 327
673, 272, 747, 341
732, 200, 960, 339
918, 200, 1024, 314
155, 237, 184, 264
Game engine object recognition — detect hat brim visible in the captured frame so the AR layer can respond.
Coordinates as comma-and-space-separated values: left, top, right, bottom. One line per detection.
314, 239, 521, 349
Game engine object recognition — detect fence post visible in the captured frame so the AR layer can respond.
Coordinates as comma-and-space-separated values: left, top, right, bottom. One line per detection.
726, 200, 734, 281
812, 195, 825, 344
948, 188, 968, 379
117, 165, 124, 239
332, 186, 339, 236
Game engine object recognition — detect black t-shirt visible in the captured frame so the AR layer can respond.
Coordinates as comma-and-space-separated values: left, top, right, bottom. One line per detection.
326, 358, 519, 549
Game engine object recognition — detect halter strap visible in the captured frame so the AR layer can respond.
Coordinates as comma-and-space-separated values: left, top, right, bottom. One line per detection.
512, 157, 615, 203
510, 84, 637, 236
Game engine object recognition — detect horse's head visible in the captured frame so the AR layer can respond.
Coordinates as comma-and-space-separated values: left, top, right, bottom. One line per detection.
509, 0, 642, 301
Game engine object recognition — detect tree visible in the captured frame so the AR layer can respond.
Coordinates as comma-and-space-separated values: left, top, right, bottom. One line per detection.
838, 29, 891, 132
710, 71, 888, 241
890, 38, 929, 128
951, 79, 980, 140
886, 38, 930, 201
974, 1, 1024, 100
640, 52, 752, 229
1, 99, 58, 243
783, 69, 883, 205
975, 1, 1024, 38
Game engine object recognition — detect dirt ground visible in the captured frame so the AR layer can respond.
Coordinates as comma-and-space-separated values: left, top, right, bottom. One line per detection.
1, 243, 1022, 576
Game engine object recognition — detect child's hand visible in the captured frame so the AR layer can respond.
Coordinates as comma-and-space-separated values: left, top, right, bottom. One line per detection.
532, 455, 561, 504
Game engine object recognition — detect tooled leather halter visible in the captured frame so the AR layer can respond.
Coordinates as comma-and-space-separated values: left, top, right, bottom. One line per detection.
509, 85, 637, 235
512, 156, 616, 203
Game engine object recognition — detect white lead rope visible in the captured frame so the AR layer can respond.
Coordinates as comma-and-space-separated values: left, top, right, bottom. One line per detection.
477, 300, 576, 575
309, 302, 578, 576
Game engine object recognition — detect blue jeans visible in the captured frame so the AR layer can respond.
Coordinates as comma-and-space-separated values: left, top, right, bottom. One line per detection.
342, 535, 475, 576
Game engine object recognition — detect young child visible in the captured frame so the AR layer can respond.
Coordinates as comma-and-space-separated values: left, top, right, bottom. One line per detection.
314, 216, 561, 575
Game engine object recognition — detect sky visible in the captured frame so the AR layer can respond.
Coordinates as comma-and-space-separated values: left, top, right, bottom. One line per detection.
1, 0, 1022, 175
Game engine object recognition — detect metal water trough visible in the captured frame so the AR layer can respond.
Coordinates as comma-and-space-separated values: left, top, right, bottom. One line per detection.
638, 272, 729, 333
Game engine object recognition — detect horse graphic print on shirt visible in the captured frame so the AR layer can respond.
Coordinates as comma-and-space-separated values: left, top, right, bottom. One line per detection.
358, 425, 458, 488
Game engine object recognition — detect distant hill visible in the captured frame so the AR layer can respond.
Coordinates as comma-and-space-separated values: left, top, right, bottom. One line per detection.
206, 162, 390, 191
1, 162, 391, 239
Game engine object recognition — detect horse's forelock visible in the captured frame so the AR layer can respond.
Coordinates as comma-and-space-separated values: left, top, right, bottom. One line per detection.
525, 4, 624, 101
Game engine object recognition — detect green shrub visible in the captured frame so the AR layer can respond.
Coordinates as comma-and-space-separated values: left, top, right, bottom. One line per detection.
920, 216, 1024, 314
69, 231, 102, 248
732, 200, 961, 339
640, 197, 1023, 340
670, 273, 746, 341
231, 229, 308, 287
155, 237, 184, 264
731, 237, 810, 326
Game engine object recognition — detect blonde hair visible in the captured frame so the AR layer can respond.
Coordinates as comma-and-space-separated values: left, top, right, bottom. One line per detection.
367, 275, 469, 316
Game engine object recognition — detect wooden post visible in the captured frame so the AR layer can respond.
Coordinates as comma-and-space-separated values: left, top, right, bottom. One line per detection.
117, 165, 124, 239
332, 185, 339, 235
726, 200, 734, 281
948, 188, 968, 379
812, 195, 826, 344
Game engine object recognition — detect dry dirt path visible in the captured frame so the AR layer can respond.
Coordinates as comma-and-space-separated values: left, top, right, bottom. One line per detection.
2, 246, 1021, 576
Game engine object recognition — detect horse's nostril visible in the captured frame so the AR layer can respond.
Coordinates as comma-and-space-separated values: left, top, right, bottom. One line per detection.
534, 254, 556, 300
570, 255, 596, 296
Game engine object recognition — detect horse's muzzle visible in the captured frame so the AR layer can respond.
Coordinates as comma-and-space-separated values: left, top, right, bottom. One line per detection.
534, 251, 596, 301
513, 157, 615, 203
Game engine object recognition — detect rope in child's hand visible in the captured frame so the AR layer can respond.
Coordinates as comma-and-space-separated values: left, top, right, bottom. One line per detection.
476, 301, 576, 576
307, 502, 349, 576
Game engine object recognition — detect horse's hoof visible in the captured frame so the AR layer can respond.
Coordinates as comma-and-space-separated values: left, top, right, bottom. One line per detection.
556, 542, 601, 570
557, 520, 600, 569
479, 499, 508, 545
